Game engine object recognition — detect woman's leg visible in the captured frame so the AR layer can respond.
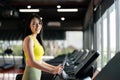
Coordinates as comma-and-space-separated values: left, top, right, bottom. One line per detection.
22, 66, 41, 80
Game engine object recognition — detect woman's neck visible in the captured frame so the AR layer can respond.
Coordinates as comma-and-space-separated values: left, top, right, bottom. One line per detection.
31, 34, 37, 37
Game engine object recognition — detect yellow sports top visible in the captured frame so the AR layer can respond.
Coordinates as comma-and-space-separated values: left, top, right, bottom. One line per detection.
24, 35, 44, 61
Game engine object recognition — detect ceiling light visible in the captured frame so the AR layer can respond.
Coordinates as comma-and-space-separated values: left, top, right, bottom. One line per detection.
61, 17, 65, 21
47, 21, 61, 27
10, 10, 13, 16
57, 5, 61, 8
57, 9, 78, 12
40, 17, 43, 20
27, 5, 31, 9
94, 5, 98, 11
19, 9, 39, 12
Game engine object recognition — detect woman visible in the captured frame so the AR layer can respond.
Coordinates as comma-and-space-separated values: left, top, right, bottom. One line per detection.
22, 14, 63, 80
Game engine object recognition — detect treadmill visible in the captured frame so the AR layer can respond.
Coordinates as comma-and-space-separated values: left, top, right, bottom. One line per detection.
62, 50, 100, 80
0, 48, 15, 69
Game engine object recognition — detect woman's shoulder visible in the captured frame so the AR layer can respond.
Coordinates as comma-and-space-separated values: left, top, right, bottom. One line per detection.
23, 35, 33, 43
23, 36, 34, 50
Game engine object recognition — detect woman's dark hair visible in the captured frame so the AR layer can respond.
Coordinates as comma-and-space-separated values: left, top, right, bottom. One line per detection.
23, 13, 44, 50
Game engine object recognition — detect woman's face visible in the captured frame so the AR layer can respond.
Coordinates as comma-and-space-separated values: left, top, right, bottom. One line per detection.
30, 17, 42, 34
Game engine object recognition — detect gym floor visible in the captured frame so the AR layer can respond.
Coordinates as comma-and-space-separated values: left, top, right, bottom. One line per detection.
0, 67, 23, 80
0, 67, 99, 80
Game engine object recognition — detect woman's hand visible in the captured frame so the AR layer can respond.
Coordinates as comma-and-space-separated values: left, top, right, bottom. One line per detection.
53, 64, 63, 75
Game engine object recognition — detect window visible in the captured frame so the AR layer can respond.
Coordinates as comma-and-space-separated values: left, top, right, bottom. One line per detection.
95, 3, 117, 69
0, 40, 22, 56
102, 12, 108, 66
109, 4, 116, 59
44, 31, 83, 57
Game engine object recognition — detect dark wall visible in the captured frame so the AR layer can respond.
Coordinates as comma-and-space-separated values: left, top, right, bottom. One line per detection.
0, 19, 82, 40
83, 0, 115, 50
94, 0, 114, 23
83, 0, 94, 50
83, 18, 94, 50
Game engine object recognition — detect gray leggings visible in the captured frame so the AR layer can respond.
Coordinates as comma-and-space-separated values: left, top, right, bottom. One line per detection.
22, 66, 41, 80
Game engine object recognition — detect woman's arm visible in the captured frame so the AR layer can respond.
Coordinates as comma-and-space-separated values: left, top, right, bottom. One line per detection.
41, 61, 57, 69
41, 61, 63, 73
23, 37, 62, 74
